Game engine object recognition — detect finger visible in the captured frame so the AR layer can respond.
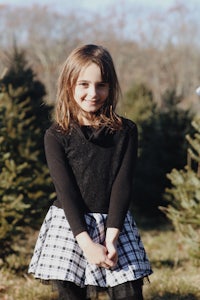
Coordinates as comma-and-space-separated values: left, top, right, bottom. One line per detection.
100, 263, 110, 269
112, 256, 118, 266
104, 257, 115, 267
110, 252, 118, 260
106, 245, 117, 259
107, 251, 116, 260
107, 253, 118, 266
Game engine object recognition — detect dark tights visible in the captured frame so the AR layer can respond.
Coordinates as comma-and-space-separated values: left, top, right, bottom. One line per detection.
54, 279, 144, 300
107, 279, 144, 300
54, 281, 89, 300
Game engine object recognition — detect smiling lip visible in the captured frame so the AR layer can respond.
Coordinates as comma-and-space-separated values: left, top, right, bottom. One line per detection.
85, 99, 98, 101
85, 99, 99, 104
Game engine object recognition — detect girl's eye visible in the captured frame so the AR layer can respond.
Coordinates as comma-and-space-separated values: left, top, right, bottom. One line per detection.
98, 83, 108, 88
77, 82, 108, 89
79, 82, 88, 87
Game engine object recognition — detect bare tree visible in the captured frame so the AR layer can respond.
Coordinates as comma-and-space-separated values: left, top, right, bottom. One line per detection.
1, 1, 200, 108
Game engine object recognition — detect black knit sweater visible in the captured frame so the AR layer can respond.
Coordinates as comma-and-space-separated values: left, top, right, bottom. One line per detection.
44, 117, 138, 236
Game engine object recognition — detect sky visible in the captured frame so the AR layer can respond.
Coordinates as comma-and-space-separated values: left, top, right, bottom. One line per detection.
1, 0, 199, 22
0, 0, 185, 13
1, 0, 199, 44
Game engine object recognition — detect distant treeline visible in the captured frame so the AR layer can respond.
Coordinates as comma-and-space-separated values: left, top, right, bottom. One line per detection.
0, 2, 200, 108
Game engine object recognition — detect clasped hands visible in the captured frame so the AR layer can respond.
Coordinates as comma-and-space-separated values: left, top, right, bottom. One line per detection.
82, 240, 118, 269
76, 228, 119, 269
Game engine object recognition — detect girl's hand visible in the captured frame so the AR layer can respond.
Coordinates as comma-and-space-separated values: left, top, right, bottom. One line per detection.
104, 240, 118, 266
76, 231, 114, 268
105, 227, 120, 267
82, 242, 114, 268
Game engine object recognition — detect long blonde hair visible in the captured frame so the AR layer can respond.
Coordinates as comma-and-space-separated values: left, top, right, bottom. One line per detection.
55, 44, 122, 130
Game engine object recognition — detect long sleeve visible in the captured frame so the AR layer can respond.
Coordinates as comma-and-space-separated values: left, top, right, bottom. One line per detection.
44, 129, 88, 237
106, 122, 138, 230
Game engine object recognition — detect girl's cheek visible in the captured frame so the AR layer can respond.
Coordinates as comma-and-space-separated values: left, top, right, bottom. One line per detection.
102, 90, 109, 99
75, 90, 83, 98
79, 92, 86, 99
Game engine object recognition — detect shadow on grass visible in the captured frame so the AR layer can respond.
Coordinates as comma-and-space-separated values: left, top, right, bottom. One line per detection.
150, 258, 188, 269
131, 207, 172, 232
150, 292, 199, 300
37, 291, 200, 300
39, 295, 57, 300
150, 258, 175, 268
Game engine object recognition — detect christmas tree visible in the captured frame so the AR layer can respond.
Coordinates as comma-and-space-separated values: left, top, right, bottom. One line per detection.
122, 85, 193, 217
162, 116, 200, 264
0, 86, 54, 264
0, 48, 54, 265
0, 45, 52, 161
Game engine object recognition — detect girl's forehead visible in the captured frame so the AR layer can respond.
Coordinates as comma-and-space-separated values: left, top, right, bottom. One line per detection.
77, 63, 102, 79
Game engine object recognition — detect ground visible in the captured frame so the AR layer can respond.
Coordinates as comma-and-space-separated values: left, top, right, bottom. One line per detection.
0, 227, 199, 300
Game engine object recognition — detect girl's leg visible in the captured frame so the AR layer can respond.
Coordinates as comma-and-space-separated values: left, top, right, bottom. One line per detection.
54, 280, 90, 300
107, 279, 144, 300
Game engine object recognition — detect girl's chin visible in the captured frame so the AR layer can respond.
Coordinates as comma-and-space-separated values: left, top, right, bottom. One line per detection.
80, 105, 103, 115
81, 110, 98, 117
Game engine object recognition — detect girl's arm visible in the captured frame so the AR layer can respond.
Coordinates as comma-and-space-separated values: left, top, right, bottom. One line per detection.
105, 227, 120, 266
107, 121, 138, 231
44, 129, 87, 237
104, 122, 137, 266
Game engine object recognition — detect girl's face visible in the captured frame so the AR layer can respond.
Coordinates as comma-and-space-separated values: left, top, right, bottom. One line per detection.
73, 63, 109, 118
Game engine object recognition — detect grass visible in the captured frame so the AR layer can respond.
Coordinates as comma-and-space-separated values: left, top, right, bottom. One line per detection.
0, 227, 199, 300
142, 228, 200, 300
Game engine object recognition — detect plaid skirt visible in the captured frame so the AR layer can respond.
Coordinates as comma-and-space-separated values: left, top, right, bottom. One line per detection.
28, 206, 152, 288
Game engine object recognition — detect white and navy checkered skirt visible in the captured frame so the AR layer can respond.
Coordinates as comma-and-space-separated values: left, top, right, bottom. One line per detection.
28, 206, 152, 288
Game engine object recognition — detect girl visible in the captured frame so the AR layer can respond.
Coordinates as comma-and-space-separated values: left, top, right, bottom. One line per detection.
28, 44, 152, 300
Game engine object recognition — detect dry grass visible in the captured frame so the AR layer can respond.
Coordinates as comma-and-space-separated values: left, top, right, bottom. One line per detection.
0, 228, 199, 300
142, 228, 200, 300
0, 270, 57, 300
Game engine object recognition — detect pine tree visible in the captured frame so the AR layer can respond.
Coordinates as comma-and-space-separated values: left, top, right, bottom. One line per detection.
121, 86, 193, 217
162, 116, 200, 263
0, 47, 54, 265
0, 86, 54, 264
0, 45, 52, 161
122, 83, 156, 136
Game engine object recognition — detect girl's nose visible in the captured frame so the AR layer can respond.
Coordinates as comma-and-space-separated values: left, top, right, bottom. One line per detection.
88, 85, 97, 98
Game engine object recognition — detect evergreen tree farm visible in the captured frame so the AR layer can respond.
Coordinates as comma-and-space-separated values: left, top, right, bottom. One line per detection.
0, 82, 53, 269
122, 83, 156, 135
161, 117, 200, 263
121, 85, 193, 218
0, 45, 52, 161
0, 88, 54, 266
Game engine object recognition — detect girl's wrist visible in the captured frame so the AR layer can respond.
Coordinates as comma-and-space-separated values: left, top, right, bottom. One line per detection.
76, 231, 94, 251
105, 228, 120, 243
